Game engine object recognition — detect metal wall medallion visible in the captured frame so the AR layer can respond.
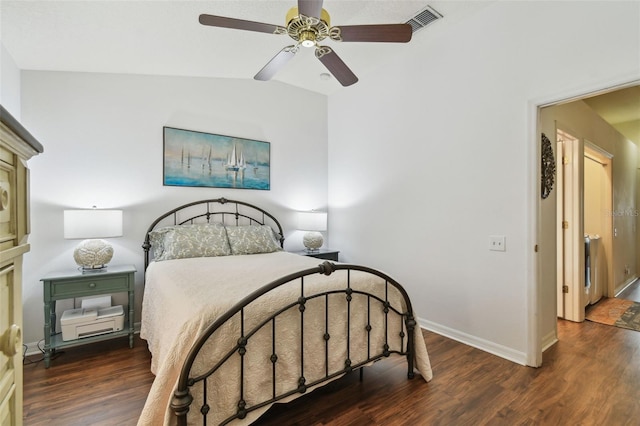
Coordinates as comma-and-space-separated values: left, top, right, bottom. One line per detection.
541, 133, 556, 199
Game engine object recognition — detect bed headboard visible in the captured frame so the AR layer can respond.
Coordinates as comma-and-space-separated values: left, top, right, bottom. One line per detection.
142, 198, 285, 270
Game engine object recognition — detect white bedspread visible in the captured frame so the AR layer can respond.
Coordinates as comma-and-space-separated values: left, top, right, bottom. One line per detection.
138, 251, 432, 425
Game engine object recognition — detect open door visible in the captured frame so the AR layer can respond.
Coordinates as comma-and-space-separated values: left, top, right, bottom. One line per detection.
557, 129, 586, 322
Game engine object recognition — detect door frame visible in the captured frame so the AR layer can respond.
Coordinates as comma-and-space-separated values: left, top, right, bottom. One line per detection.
527, 75, 640, 367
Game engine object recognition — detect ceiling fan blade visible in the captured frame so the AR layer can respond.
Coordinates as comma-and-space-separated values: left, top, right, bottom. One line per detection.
298, 0, 324, 19
335, 24, 412, 43
316, 47, 358, 87
254, 46, 297, 81
199, 14, 284, 34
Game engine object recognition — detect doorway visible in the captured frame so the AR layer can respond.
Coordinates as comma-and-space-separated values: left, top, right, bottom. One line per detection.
535, 81, 640, 366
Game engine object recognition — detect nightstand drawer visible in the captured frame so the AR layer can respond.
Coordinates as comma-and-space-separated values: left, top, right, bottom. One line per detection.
310, 251, 339, 261
50, 275, 129, 298
293, 249, 340, 261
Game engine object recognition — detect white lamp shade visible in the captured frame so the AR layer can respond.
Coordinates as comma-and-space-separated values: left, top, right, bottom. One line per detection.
64, 209, 123, 239
298, 211, 327, 232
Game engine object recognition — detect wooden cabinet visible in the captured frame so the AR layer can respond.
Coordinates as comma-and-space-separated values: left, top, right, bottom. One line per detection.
0, 106, 43, 425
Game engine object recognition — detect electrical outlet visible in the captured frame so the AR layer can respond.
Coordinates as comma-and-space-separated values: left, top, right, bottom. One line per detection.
489, 235, 506, 252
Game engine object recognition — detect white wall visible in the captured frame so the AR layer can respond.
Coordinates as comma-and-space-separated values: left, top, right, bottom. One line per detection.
20, 71, 328, 346
0, 42, 21, 118
327, 1, 640, 364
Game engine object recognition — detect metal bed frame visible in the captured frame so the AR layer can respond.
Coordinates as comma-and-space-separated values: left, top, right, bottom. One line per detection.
142, 198, 417, 425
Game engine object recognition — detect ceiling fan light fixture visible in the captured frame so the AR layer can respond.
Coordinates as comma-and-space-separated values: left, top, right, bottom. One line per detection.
300, 30, 316, 47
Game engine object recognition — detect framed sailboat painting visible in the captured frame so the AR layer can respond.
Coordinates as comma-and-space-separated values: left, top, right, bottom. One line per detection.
163, 127, 271, 190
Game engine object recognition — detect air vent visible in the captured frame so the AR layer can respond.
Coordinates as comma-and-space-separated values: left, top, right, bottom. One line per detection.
406, 5, 442, 33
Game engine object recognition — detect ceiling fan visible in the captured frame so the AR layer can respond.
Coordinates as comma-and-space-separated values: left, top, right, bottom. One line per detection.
199, 0, 412, 87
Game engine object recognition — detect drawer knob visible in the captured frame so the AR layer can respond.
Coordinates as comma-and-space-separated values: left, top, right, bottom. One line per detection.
89, 282, 96, 288
0, 324, 21, 357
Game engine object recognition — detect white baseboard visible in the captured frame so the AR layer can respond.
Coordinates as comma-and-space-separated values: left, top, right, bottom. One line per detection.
23, 322, 142, 358
418, 317, 528, 366
541, 328, 558, 352
27, 318, 530, 367
615, 275, 638, 297
23, 341, 43, 357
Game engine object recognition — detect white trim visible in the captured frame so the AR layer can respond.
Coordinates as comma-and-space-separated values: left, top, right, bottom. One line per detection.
418, 317, 527, 366
23, 341, 43, 357
23, 322, 142, 358
541, 329, 558, 353
535, 77, 640, 109
584, 140, 613, 160
616, 276, 639, 297
526, 97, 541, 367
615, 275, 639, 297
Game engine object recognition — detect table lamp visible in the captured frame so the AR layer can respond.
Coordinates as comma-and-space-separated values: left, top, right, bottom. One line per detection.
64, 208, 123, 271
298, 211, 327, 252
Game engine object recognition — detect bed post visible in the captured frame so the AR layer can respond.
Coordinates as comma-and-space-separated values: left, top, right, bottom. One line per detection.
171, 389, 193, 426
405, 315, 416, 379
142, 238, 151, 271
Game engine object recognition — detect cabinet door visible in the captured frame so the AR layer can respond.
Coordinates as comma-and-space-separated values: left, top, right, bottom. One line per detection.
0, 146, 15, 253
0, 263, 21, 426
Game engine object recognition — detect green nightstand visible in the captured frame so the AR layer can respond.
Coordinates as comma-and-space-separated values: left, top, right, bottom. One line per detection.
40, 264, 136, 368
294, 249, 340, 261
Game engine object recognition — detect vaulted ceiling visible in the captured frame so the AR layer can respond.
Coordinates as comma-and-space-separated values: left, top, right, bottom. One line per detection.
1, 1, 637, 142
0, 0, 486, 95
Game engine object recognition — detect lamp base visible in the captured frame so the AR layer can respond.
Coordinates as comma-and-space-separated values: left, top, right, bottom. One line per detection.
303, 231, 323, 252
73, 239, 114, 270
80, 265, 108, 273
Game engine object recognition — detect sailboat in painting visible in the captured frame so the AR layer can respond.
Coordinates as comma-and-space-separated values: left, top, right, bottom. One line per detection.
225, 143, 246, 172
201, 146, 213, 173
181, 145, 191, 169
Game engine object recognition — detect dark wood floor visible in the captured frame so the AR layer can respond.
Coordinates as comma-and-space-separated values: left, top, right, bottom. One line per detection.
23, 302, 640, 426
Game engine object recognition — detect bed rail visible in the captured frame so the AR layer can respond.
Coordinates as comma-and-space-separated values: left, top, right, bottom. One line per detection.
170, 261, 417, 426
142, 197, 284, 270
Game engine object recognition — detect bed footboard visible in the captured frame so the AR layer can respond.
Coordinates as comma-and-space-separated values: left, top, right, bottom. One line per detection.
170, 261, 417, 426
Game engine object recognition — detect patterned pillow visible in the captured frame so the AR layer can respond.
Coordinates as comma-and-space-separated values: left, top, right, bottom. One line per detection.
149, 223, 231, 261
225, 225, 282, 255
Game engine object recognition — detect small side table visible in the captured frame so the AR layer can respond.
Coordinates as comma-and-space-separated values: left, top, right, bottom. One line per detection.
40, 264, 136, 368
294, 249, 340, 261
